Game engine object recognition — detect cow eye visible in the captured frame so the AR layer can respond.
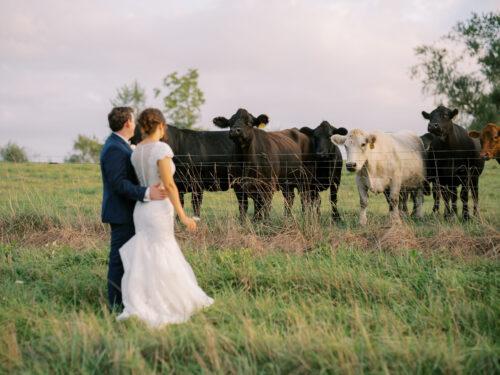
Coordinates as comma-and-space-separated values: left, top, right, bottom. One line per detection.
361, 143, 366, 147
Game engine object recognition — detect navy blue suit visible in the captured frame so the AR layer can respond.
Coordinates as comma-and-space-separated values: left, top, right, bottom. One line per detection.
100, 133, 147, 309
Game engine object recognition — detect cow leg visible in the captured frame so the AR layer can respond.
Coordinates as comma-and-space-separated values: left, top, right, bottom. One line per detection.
314, 190, 321, 217
330, 185, 340, 221
384, 187, 401, 221
253, 193, 271, 222
432, 182, 440, 213
460, 184, 470, 221
384, 188, 391, 206
441, 186, 452, 219
191, 190, 203, 218
357, 180, 369, 226
252, 195, 263, 221
388, 183, 402, 223
410, 190, 417, 216
471, 176, 480, 216
179, 192, 185, 207
235, 189, 248, 222
398, 190, 409, 216
413, 188, 424, 219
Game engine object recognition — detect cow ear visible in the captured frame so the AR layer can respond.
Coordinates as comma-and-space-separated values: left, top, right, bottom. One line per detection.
468, 131, 480, 138
331, 134, 347, 145
254, 114, 269, 128
421, 111, 431, 120
300, 127, 314, 136
368, 134, 377, 149
450, 109, 458, 119
333, 127, 348, 136
213, 117, 230, 128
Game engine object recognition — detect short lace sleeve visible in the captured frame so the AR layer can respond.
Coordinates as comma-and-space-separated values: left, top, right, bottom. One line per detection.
153, 142, 174, 162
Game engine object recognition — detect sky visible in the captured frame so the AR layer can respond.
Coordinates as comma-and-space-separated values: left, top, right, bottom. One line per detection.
0, 0, 498, 161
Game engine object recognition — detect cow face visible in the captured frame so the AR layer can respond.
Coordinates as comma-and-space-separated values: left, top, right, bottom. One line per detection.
469, 124, 500, 160
421, 105, 458, 138
302, 121, 348, 159
213, 108, 269, 146
331, 129, 376, 172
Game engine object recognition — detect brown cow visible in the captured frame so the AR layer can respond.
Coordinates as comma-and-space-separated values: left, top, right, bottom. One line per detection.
213, 109, 310, 221
469, 123, 500, 164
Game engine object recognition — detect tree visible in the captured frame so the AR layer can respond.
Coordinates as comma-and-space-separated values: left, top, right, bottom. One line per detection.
411, 12, 500, 130
154, 69, 205, 129
0, 142, 28, 162
110, 80, 147, 115
65, 135, 103, 163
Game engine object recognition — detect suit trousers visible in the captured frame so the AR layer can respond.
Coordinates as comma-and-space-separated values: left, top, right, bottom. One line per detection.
108, 222, 135, 310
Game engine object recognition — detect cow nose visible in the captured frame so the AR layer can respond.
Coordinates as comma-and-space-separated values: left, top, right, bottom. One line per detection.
346, 162, 356, 171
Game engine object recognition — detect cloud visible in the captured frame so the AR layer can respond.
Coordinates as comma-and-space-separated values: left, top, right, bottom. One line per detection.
0, 0, 497, 160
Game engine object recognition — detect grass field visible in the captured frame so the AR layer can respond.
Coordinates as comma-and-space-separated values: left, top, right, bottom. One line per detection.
0, 162, 499, 374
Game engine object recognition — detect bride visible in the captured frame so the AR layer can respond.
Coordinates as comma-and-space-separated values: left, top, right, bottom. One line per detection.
117, 108, 213, 327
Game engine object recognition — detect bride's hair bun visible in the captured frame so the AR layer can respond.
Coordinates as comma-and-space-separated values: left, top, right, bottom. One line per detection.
138, 108, 166, 135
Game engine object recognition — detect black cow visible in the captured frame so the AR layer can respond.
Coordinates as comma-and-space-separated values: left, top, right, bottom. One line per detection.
421, 106, 484, 220
213, 109, 310, 221
299, 121, 348, 220
132, 125, 247, 218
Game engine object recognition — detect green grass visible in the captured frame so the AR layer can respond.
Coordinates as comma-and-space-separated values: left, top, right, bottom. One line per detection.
1, 161, 498, 228
0, 162, 499, 374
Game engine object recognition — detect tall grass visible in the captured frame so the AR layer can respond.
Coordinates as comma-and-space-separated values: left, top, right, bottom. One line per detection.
0, 161, 499, 373
1, 244, 499, 373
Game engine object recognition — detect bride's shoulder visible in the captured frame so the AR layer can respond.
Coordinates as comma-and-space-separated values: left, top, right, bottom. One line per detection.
154, 141, 174, 159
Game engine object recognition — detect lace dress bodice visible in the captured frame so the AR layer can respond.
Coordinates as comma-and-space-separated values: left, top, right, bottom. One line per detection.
131, 142, 175, 187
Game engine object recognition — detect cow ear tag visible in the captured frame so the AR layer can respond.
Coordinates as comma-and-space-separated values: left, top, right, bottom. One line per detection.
258, 123, 266, 129
369, 142, 375, 149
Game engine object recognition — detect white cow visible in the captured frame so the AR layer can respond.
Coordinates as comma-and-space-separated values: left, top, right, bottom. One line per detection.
332, 129, 426, 226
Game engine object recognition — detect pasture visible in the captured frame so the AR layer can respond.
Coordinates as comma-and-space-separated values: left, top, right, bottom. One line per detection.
0, 161, 499, 374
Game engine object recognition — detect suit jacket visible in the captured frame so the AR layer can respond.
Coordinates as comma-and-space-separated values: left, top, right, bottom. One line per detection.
100, 133, 147, 224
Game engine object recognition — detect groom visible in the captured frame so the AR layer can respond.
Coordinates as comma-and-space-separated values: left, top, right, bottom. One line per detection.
100, 107, 167, 310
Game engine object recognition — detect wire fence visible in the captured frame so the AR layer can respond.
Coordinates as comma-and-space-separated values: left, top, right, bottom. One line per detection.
1, 152, 493, 209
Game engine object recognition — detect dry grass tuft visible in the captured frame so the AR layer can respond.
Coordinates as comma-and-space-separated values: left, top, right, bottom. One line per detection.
22, 226, 107, 250
1, 213, 498, 259
422, 225, 499, 258
377, 222, 420, 254
330, 229, 371, 250
267, 228, 315, 253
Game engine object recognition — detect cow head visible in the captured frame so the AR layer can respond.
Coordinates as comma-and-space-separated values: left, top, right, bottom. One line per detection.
331, 129, 376, 172
300, 121, 348, 159
469, 123, 500, 160
213, 108, 269, 146
421, 105, 458, 138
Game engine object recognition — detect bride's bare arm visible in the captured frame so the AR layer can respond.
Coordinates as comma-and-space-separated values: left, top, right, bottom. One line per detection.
158, 157, 197, 231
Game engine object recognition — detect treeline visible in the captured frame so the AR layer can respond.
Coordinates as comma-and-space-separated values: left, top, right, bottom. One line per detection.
63, 68, 205, 164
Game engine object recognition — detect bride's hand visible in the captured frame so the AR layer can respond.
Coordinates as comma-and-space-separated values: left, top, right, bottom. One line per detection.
181, 216, 197, 232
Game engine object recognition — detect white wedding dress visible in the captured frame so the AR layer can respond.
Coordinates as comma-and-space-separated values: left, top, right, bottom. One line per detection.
117, 141, 213, 327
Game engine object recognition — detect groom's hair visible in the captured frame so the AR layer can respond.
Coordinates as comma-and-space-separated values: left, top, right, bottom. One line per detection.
108, 107, 134, 132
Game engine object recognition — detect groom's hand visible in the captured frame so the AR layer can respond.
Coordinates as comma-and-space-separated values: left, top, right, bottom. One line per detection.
149, 183, 168, 200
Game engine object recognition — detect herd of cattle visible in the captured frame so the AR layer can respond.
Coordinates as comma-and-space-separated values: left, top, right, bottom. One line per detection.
132, 105, 499, 225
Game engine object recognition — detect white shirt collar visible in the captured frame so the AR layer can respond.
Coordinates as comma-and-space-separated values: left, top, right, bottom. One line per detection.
113, 132, 130, 145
